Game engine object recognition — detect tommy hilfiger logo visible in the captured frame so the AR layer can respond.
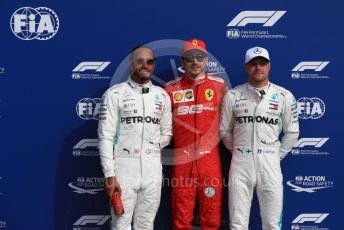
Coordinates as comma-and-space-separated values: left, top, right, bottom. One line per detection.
269, 100, 279, 110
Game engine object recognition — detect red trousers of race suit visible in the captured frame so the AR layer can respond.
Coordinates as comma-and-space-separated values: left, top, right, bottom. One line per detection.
171, 151, 223, 230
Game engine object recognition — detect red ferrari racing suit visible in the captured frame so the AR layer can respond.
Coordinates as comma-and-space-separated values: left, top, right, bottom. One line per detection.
165, 74, 227, 230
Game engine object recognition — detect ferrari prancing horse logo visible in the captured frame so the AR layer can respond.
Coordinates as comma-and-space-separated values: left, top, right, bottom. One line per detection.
205, 89, 214, 101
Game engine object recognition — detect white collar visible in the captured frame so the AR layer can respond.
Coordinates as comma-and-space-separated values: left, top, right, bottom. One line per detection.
247, 82, 270, 91
128, 77, 152, 88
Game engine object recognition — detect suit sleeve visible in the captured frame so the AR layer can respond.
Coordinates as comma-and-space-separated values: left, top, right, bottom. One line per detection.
98, 89, 119, 178
220, 90, 235, 152
279, 92, 300, 159
160, 91, 173, 148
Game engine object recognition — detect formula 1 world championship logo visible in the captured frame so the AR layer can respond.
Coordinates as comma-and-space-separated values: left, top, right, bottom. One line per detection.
226, 10, 287, 40
10, 7, 59, 40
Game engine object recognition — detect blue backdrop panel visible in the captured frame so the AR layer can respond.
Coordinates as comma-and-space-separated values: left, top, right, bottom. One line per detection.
0, 0, 342, 229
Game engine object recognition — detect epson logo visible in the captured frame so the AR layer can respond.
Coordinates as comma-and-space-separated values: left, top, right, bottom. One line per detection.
235, 116, 278, 125
120, 116, 161, 125
297, 97, 325, 119
74, 215, 110, 226
292, 62, 329, 72
227, 11, 286, 27
292, 213, 329, 224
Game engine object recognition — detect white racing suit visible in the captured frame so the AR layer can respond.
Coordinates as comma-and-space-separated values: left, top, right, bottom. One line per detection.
220, 82, 299, 230
98, 78, 172, 230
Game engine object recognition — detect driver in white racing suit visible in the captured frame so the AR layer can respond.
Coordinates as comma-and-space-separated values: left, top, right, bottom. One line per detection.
98, 46, 172, 230
220, 46, 299, 230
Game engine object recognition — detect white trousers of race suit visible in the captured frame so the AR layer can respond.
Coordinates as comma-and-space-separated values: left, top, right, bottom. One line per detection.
228, 147, 283, 230
220, 83, 299, 230
98, 79, 172, 230
110, 157, 162, 230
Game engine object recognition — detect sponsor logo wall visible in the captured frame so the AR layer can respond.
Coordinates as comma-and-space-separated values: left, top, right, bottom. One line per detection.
0, 1, 340, 229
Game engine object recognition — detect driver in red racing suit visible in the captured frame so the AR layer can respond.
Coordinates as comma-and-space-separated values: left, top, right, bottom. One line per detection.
165, 38, 227, 229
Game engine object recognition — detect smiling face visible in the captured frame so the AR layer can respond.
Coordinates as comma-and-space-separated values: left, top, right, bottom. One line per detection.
130, 47, 155, 84
181, 49, 208, 79
244, 57, 271, 88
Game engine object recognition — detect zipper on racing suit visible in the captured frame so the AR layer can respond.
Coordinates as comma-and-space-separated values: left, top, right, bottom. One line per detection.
189, 81, 201, 178
140, 87, 147, 183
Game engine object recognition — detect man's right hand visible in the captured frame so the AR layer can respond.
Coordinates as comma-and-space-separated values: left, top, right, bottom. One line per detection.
105, 176, 122, 201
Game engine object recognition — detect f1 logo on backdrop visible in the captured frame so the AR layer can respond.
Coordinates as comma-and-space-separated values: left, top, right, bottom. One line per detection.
73, 139, 98, 149
73, 62, 111, 72
73, 215, 110, 226
10, 7, 59, 40
72, 139, 99, 157
227, 11, 286, 27
292, 213, 329, 224
292, 138, 330, 156
226, 11, 287, 39
72, 62, 111, 80
291, 213, 330, 230
292, 62, 329, 72
297, 97, 325, 119
294, 138, 329, 148
76, 98, 101, 120
291, 61, 330, 80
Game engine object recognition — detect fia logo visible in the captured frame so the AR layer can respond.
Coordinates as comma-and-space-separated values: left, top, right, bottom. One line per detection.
226, 29, 240, 39
10, 7, 59, 40
76, 98, 101, 120
297, 97, 325, 119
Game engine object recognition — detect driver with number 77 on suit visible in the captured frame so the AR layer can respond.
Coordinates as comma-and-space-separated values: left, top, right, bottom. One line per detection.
220, 46, 299, 230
